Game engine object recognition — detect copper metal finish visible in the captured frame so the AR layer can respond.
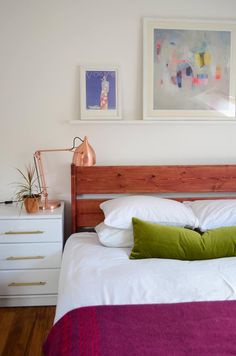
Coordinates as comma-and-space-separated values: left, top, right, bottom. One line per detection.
72, 136, 96, 166
34, 136, 96, 210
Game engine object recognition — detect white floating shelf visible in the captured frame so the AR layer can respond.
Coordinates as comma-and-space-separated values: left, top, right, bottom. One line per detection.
69, 120, 236, 126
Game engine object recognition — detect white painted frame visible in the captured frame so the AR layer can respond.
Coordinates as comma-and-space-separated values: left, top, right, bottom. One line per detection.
143, 18, 236, 120
80, 65, 121, 120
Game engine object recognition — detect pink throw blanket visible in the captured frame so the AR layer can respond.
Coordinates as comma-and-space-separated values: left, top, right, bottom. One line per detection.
44, 300, 236, 355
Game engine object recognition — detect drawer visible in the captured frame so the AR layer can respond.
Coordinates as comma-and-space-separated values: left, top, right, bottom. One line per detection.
0, 219, 62, 243
0, 269, 60, 296
0, 243, 62, 270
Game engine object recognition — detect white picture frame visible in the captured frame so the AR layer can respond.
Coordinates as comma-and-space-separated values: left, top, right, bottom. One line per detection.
143, 18, 236, 120
80, 65, 121, 120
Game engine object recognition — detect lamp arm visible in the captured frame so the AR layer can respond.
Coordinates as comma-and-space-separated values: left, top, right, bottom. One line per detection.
33, 155, 42, 193
33, 136, 95, 210
34, 151, 49, 209
34, 147, 74, 209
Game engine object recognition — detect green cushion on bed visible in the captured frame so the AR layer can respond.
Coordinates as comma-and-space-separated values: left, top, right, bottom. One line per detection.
130, 217, 236, 260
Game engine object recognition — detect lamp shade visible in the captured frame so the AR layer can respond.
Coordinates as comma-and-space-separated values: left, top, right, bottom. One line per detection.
72, 136, 96, 166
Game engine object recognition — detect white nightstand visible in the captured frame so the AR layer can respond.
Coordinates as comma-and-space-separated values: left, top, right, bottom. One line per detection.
0, 202, 64, 306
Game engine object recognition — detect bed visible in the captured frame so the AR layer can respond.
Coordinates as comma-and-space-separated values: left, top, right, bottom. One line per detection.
44, 164, 236, 355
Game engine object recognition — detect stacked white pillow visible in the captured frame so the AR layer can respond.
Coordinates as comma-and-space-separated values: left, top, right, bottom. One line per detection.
184, 199, 236, 231
95, 222, 133, 248
95, 195, 199, 247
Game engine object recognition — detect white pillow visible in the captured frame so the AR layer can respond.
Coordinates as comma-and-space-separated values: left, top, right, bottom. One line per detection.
95, 222, 133, 247
184, 199, 236, 231
100, 195, 198, 229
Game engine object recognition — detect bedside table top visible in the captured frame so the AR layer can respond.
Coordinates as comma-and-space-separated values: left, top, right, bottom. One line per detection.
0, 202, 64, 219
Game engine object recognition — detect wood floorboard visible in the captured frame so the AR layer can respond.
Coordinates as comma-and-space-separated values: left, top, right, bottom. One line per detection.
27, 307, 55, 356
0, 309, 15, 355
0, 306, 55, 356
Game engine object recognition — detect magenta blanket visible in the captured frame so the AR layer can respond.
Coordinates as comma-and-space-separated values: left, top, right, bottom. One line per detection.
44, 301, 236, 356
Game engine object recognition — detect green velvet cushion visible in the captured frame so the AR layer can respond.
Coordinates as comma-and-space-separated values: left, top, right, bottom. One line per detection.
130, 217, 236, 260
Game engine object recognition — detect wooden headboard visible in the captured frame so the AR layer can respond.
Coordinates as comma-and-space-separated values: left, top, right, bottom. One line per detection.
71, 164, 236, 233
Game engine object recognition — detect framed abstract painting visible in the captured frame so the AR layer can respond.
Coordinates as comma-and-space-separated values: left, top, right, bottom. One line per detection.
80, 66, 121, 120
143, 18, 236, 120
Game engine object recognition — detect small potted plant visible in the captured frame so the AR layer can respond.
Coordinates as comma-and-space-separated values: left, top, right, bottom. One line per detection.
14, 164, 41, 213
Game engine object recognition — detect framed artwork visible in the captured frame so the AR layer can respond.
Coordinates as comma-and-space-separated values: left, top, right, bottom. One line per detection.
143, 18, 236, 120
80, 66, 121, 120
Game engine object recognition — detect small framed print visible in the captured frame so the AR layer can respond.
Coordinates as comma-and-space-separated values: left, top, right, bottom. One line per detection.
80, 66, 121, 120
143, 18, 236, 120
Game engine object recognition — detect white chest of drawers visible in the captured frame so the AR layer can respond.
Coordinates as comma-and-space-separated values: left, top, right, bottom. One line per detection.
0, 203, 64, 306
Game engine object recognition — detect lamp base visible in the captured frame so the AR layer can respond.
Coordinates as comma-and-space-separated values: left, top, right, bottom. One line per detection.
40, 200, 61, 210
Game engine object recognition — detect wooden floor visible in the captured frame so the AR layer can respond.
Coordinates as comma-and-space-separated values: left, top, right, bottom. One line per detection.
0, 306, 55, 356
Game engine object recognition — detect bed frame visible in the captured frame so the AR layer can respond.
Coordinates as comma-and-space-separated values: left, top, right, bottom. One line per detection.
71, 164, 236, 233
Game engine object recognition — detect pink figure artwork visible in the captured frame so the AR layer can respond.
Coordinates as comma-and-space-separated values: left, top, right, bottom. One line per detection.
100, 76, 109, 110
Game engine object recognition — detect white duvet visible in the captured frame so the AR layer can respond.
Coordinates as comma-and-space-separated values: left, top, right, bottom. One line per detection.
55, 232, 236, 323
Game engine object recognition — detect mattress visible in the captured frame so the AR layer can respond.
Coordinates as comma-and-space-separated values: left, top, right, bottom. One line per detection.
55, 232, 236, 323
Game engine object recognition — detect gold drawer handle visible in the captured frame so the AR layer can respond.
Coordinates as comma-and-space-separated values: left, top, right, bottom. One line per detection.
4, 230, 44, 235
8, 282, 46, 287
6, 256, 45, 261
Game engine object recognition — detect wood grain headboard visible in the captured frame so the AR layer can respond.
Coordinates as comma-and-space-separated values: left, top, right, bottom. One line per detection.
71, 164, 236, 233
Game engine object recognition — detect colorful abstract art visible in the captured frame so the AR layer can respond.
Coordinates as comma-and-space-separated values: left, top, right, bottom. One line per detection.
153, 29, 231, 111
143, 19, 236, 119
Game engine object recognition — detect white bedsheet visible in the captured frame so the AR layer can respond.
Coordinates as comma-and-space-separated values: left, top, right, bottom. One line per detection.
55, 232, 236, 323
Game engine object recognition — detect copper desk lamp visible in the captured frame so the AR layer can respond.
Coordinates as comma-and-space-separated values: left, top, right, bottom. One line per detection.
34, 136, 96, 210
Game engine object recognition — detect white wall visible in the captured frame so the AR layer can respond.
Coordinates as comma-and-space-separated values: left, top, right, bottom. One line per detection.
0, 0, 236, 235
